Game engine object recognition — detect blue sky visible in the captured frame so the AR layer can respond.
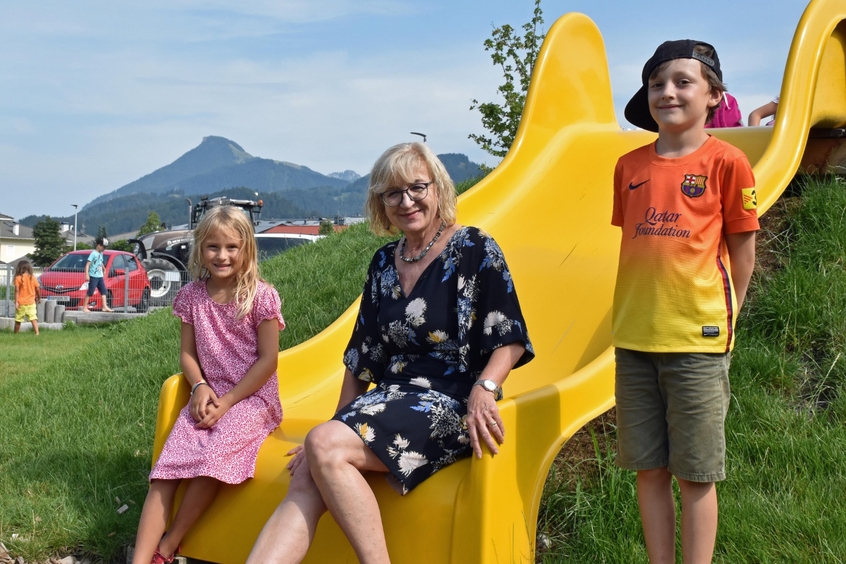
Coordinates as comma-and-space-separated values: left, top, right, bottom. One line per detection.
1, 0, 808, 220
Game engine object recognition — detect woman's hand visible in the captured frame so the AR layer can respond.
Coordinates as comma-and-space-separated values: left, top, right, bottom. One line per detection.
286, 444, 307, 475
464, 343, 525, 458
466, 386, 504, 459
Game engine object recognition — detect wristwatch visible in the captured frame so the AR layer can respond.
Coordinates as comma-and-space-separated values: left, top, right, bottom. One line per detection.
473, 379, 503, 401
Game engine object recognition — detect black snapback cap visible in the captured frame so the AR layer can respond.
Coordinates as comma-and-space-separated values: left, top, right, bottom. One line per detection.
624, 39, 721, 132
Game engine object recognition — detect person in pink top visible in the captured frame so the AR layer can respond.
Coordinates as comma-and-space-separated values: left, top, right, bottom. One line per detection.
132, 206, 285, 564
704, 92, 743, 128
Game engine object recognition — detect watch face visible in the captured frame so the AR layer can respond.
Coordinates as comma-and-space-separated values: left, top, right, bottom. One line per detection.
483, 380, 497, 392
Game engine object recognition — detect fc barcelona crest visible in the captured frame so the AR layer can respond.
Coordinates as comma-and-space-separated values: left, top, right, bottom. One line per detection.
681, 174, 707, 198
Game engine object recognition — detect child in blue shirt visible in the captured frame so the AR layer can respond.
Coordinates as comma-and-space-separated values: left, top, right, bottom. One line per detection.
82, 238, 113, 313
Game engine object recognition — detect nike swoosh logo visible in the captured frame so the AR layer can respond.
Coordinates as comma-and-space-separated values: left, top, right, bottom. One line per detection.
628, 180, 649, 190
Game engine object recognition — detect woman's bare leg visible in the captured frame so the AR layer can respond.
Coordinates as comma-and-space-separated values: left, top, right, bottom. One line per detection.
305, 421, 391, 564
247, 458, 328, 564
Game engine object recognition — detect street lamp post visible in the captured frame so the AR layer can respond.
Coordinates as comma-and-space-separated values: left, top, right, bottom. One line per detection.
186, 198, 192, 227
72, 204, 79, 251
410, 131, 427, 143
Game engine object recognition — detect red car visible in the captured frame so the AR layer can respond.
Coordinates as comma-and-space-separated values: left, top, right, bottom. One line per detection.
40, 250, 152, 312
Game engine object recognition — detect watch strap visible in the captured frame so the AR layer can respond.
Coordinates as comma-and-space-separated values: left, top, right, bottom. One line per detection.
473, 379, 503, 401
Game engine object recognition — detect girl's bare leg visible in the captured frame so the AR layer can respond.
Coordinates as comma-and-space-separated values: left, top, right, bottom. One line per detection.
157, 477, 220, 557
132, 480, 180, 564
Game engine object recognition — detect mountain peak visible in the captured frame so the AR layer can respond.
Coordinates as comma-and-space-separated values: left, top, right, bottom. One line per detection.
194, 136, 253, 163
200, 135, 248, 155
87, 136, 255, 207
328, 170, 361, 182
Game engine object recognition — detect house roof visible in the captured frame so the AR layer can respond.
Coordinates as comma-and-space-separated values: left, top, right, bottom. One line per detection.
0, 221, 34, 239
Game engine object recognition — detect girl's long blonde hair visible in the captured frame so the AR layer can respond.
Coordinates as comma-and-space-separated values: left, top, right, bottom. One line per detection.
188, 206, 261, 320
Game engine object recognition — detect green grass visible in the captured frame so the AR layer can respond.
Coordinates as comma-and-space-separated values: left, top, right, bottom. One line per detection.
263, 221, 395, 349
0, 313, 180, 560
2, 176, 846, 562
535, 176, 846, 563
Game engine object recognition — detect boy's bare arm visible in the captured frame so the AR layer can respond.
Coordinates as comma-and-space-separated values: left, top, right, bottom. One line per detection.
726, 231, 756, 311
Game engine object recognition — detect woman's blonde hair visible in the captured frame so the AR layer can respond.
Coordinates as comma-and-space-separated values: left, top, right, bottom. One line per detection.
365, 142, 457, 236
188, 205, 261, 319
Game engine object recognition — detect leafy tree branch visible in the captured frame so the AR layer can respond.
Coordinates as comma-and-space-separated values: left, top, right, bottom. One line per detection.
469, 0, 545, 159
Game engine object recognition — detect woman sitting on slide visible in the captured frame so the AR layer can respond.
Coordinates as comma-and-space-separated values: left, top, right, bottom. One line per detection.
247, 142, 534, 563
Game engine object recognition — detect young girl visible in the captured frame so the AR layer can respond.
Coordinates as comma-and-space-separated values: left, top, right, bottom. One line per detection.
14, 260, 41, 335
133, 206, 285, 564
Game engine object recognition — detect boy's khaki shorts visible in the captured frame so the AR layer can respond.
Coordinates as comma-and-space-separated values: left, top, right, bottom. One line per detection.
614, 348, 731, 482
15, 304, 37, 323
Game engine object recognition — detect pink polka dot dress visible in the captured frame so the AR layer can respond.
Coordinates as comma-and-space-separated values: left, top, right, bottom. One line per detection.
150, 280, 285, 484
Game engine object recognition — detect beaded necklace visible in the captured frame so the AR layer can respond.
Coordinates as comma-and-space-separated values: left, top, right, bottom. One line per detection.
398, 221, 446, 263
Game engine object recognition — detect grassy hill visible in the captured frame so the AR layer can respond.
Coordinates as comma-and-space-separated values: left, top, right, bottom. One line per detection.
1, 177, 844, 562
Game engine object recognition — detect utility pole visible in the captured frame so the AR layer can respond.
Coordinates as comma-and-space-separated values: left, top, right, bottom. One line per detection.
72, 204, 79, 251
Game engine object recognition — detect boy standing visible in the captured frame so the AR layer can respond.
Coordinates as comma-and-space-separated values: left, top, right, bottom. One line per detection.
612, 40, 759, 563
82, 238, 113, 313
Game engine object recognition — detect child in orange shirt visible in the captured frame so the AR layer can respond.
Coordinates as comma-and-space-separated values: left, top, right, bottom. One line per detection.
14, 260, 41, 335
616, 40, 759, 562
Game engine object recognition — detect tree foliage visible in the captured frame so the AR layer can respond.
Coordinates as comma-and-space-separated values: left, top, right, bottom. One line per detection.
319, 220, 335, 236
109, 239, 133, 252
138, 211, 162, 236
31, 217, 66, 266
469, 0, 545, 159
96, 225, 108, 242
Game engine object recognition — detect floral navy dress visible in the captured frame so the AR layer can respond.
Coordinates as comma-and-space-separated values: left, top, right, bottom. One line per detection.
334, 226, 534, 494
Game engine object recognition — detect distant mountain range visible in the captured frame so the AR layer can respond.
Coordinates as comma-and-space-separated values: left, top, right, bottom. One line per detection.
19, 136, 484, 237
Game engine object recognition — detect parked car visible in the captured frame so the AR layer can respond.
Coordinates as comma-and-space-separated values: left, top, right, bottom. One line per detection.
39, 250, 152, 312
255, 233, 323, 261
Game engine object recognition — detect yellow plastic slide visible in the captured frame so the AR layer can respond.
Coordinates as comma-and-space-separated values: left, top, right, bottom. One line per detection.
151, 1, 846, 561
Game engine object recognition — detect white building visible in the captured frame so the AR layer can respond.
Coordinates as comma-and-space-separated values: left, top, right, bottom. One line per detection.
0, 212, 35, 264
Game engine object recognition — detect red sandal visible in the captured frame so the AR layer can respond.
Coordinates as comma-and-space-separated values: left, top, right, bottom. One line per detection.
150, 539, 181, 564
151, 548, 174, 564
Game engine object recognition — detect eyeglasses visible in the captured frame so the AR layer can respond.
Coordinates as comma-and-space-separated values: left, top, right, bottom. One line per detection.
380, 182, 433, 207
